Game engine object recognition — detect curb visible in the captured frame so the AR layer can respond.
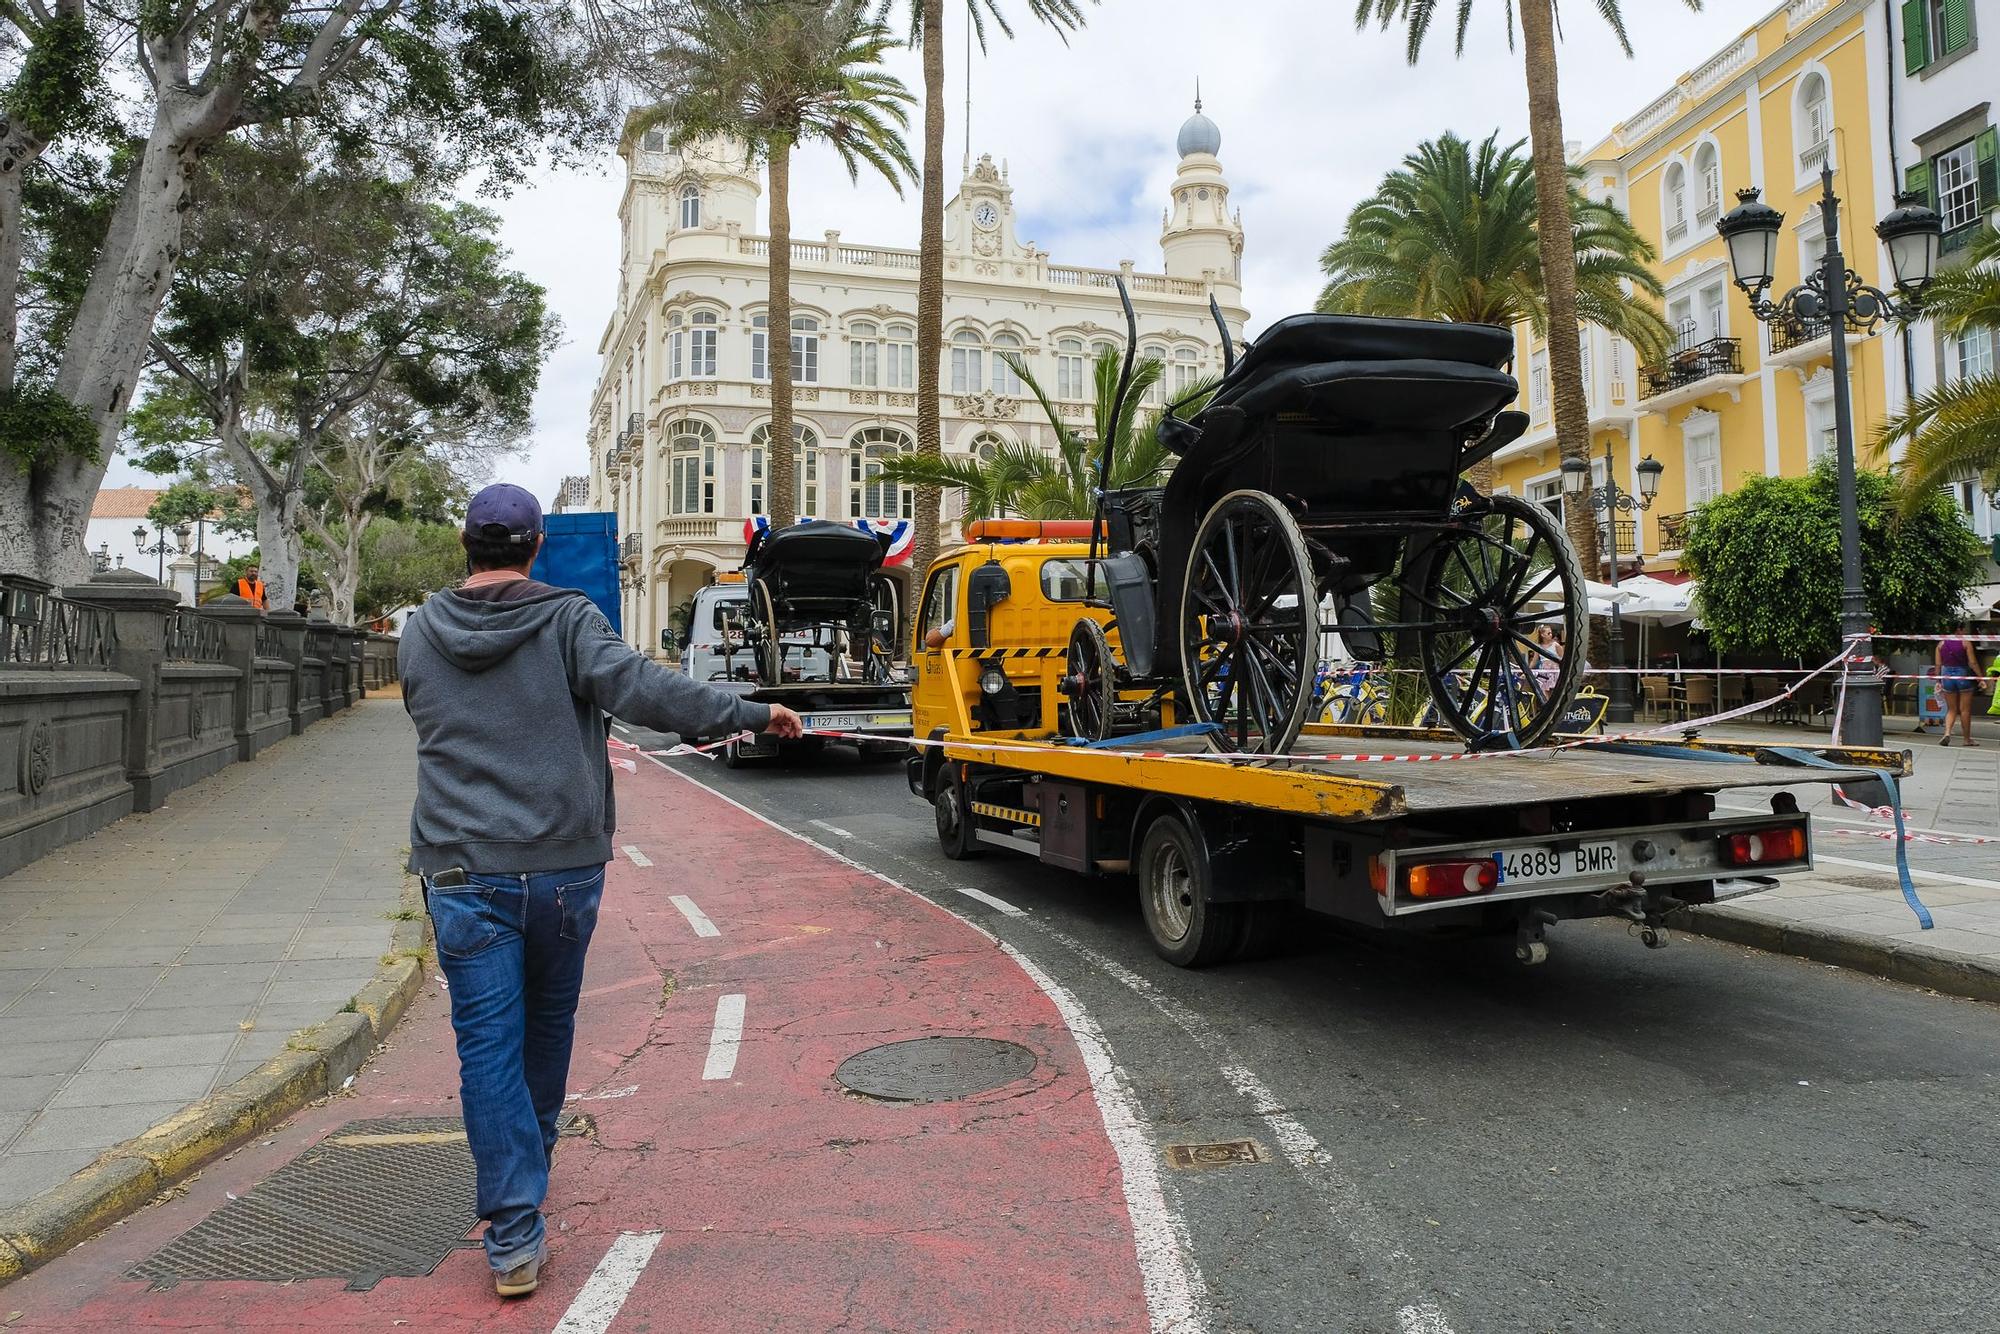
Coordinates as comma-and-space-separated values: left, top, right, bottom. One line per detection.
1673, 904, 2000, 1005
0, 878, 431, 1287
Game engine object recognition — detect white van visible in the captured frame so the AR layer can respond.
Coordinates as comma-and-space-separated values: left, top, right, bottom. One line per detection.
677, 584, 835, 690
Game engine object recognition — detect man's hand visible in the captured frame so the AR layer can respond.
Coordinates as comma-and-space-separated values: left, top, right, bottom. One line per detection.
764, 703, 805, 739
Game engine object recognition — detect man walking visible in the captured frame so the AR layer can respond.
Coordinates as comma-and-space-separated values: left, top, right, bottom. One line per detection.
399, 483, 800, 1298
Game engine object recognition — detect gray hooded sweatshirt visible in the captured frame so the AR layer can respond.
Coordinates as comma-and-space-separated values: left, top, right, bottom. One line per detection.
399, 580, 771, 875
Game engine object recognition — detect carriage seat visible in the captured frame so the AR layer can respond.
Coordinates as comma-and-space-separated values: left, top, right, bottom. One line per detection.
1211, 357, 1519, 433
744, 519, 888, 607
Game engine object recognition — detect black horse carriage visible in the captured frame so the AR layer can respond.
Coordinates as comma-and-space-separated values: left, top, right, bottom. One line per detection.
1058, 289, 1587, 756
734, 519, 900, 686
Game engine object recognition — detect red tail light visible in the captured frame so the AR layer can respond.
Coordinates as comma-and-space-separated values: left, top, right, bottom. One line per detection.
1721, 827, 1806, 866
1405, 859, 1500, 899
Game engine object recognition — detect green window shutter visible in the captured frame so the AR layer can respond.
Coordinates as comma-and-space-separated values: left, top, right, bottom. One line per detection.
1902, 0, 1931, 72
1905, 161, 1934, 210
1977, 128, 1999, 213
1940, 0, 1971, 55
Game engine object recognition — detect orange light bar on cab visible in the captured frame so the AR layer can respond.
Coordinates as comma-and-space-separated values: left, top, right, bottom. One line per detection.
963, 519, 1102, 542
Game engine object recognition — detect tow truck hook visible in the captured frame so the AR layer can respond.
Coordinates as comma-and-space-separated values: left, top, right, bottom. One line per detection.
1514, 908, 1557, 967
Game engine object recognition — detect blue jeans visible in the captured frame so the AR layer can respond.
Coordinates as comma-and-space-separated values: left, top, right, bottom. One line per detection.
424, 864, 605, 1272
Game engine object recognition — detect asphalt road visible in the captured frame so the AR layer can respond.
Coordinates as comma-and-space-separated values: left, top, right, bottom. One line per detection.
625, 728, 2000, 1334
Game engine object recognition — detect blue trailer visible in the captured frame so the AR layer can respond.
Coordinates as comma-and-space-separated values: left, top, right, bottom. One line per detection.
537, 512, 622, 634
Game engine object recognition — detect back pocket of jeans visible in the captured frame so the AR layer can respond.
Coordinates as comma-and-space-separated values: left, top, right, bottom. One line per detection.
557, 869, 605, 944
426, 882, 500, 959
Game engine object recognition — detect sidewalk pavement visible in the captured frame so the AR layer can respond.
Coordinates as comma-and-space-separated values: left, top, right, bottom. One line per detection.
0, 696, 418, 1213
1661, 718, 2000, 1000
1, 742, 1155, 1329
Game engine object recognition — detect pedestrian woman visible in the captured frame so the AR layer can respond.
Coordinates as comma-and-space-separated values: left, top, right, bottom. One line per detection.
1934, 620, 1980, 747
1531, 624, 1564, 697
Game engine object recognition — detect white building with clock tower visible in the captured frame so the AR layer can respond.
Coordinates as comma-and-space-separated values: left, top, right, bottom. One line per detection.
586, 100, 1249, 655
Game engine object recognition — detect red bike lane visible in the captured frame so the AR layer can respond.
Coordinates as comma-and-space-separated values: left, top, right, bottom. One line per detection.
4, 756, 1158, 1332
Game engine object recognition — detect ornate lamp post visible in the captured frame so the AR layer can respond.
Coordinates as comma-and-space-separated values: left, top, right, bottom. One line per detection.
1716, 167, 1942, 746
133, 523, 177, 584
1562, 447, 1665, 724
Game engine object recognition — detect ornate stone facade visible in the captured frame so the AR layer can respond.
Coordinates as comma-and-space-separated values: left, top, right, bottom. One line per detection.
587, 107, 1249, 654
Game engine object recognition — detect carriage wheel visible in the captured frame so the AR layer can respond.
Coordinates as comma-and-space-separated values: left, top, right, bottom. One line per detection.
1061, 618, 1117, 741
1177, 490, 1322, 755
753, 579, 782, 686
1405, 493, 1586, 749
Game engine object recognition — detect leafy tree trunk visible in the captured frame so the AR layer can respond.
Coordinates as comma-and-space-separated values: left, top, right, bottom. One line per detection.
1518, 0, 1600, 576
767, 140, 797, 526
908, 0, 946, 575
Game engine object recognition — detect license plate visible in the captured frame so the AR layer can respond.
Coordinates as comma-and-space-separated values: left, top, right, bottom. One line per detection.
803, 712, 909, 732
1495, 841, 1620, 884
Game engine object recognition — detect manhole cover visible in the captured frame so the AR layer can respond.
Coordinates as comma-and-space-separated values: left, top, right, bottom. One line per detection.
835, 1037, 1036, 1102
1164, 1140, 1270, 1170
130, 1115, 582, 1290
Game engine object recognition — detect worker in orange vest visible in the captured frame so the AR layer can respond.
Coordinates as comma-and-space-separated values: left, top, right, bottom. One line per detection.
235, 565, 267, 609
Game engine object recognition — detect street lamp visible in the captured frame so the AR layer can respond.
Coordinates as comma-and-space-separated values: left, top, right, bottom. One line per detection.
1717, 167, 1942, 746
133, 522, 176, 583
1562, 447, 1665, 724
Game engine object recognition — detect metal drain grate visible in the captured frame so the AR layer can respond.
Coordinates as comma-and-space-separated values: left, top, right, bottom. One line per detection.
130, 1115, 583, 1291
835, 1037, 1037, 1103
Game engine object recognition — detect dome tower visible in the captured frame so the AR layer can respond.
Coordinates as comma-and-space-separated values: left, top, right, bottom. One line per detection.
1160, 88, 1243, 292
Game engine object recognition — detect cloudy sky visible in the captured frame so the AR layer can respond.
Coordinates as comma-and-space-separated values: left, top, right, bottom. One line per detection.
108, 0, 1767, 507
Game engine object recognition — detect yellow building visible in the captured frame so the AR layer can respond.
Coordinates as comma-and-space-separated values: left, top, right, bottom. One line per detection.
1492, 0, 1932, 576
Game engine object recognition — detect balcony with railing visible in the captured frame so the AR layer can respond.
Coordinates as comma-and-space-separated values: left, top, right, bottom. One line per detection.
1638, 323, 1746, 411
621, 532, 642, 564
1656, 510, 1695, 551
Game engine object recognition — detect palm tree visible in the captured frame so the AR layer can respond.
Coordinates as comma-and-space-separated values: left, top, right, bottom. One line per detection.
1354, 0, 1703, 571
880, 348, 1196, 521
645, 0, 916, 524
885, 0, 1092, 583
1875, 227, 2000, 514
1318, 130, 1670, 490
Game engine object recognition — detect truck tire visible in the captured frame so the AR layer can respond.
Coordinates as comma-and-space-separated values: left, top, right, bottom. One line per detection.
723, 737, 758, 769
934, 777, 980, 860
1137, 813, 1241, 968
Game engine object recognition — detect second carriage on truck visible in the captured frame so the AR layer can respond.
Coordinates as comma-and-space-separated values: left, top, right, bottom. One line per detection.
1059, 298, 1589, 756
733, 519, 900, 686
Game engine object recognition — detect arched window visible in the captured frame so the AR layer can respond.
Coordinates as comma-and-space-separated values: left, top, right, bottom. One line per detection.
1693, 142, 1721, 219
791, 315, 820, 384
850, 320, 880, 386
679, 183, 701, 229
850, 426, 914, 520
1056, 338, 1086, 400
749, 422, 819, 517
1798, 71, 1830, 167
991, 332, 1024, 395
1140, 343, 1167, 404
885, 323, 915, 389
1664, 162, 1688, 239
950, 330, 983, 394
666, 311, 685, 380
970, 431, 1008, 464
1090, 339, 1116, 365
1171, 345, 1200, 395
688, 310, 717, 377
667, 420, 717, 515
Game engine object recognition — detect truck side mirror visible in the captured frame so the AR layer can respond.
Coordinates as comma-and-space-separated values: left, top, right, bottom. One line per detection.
966, 560, 1011, 651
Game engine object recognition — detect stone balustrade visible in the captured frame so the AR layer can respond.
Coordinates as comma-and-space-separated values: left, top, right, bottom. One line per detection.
0, 568, 400, 878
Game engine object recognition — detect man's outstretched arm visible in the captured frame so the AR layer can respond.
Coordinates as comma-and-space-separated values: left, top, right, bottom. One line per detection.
563, 602, 802, 739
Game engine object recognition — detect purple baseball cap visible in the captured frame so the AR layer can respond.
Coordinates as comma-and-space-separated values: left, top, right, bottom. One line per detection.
464, 483, 543, 546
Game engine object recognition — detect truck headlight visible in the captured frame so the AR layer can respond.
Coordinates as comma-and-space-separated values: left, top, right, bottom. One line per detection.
980, 666, 1007, 696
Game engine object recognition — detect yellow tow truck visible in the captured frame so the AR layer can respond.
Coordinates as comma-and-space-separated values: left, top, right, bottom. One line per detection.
903, 522, 1909, 967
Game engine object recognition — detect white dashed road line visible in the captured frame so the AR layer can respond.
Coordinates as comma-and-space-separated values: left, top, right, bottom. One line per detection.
668, 893, 721, 938
621, 845, 653, 868
551, 1230, 664, 1334
702, 993, 746, 1080
808, 818, 854, 838
947, 883, 1028, 917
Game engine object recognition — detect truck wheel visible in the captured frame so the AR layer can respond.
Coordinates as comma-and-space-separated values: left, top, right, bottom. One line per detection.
1137, 813, 1240, 967
723, 737, 756, 769
934, 777, 980, 860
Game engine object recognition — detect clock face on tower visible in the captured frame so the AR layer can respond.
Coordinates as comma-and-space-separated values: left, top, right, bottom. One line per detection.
974, 202, 999, 229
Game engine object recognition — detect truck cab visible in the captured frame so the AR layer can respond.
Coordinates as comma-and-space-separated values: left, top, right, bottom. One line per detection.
909, 539, 1121, 742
